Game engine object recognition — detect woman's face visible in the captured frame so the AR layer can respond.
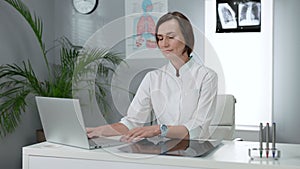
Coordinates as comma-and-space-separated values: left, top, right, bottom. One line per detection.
156, 19, 187, 60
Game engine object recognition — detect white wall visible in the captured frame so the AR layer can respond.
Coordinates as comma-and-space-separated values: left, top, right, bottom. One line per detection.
204, 0, 273, 127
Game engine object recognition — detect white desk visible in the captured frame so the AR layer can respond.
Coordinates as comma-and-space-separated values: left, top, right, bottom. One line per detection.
23, 141, 300, 169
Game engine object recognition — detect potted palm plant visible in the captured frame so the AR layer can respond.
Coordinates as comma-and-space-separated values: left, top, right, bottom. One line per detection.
0, 0, 123, 137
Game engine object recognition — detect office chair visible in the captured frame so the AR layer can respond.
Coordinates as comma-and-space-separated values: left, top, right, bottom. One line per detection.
209, 94, 236, 140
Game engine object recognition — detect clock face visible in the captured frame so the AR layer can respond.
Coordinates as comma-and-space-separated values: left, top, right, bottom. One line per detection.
73, 0, 98, 14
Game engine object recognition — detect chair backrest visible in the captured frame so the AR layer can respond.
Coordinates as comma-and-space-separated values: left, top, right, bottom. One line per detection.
209, 94, 236, 140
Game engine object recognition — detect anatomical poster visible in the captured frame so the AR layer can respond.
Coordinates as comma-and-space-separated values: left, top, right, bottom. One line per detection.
125, 0, 168, 59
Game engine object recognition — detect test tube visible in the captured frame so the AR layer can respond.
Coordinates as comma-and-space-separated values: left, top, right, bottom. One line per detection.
259, 123, 263, 158
272, 122, 276, 158
266, 123, 270, 158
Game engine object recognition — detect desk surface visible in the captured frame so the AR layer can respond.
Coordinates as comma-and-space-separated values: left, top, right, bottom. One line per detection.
23, 140, 300, 169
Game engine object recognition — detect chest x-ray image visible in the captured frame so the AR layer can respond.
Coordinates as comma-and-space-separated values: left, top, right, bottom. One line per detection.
216, 0, 261, 33
239, 2, 261, 26
218, 3, 237, 29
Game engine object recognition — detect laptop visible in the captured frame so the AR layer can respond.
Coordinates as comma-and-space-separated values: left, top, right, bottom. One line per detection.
35, 96, 125, 149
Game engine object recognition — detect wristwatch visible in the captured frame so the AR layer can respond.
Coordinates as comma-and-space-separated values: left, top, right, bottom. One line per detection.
160, 124, 168, 137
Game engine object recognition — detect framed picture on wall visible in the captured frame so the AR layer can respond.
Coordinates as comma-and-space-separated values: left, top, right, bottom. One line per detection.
125, 0, 168, 59
216, 0, 261, 33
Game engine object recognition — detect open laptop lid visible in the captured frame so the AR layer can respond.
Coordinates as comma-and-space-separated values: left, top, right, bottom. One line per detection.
35, 96, 90, 149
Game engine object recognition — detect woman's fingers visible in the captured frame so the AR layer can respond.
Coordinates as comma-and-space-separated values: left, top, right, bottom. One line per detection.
87, 126, 159, 141
86, 129, 97, 138
86, 127, 102, 138
122, 126, 158, 142
86, 127, 94, 133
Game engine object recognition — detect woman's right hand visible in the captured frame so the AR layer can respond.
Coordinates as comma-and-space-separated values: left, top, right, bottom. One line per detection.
86, 123, 129, 138
86, 126, 104, 138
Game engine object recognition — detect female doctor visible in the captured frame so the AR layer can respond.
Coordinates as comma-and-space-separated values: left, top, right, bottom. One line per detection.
87, 11, 218, 142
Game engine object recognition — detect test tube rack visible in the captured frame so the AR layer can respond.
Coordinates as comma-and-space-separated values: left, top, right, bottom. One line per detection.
249, 122, 280, 160
248, 147, 281, 160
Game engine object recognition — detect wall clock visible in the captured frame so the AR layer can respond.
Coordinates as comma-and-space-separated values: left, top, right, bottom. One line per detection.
73, 0, 99, 14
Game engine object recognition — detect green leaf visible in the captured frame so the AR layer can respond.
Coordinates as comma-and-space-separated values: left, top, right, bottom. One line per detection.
0, 90, 30, 137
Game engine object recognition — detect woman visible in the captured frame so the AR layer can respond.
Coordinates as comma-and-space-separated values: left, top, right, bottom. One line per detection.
87, 11, 218, 142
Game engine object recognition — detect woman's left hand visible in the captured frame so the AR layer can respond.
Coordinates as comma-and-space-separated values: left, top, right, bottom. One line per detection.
121, 125, 160, 142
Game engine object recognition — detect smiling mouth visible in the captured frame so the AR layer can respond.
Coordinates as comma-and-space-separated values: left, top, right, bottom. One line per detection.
163, 50, 172, 53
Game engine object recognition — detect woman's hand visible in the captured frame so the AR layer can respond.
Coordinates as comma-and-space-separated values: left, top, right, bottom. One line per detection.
86, 126, 105, 138
86, 123, 129, 138
121, 125, 161, 142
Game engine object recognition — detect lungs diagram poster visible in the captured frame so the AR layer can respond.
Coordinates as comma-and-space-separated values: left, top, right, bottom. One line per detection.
125, 0, 168, 59
216, 0, 261, 33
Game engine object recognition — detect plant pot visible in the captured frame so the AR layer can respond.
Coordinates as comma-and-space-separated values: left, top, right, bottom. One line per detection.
36, 129, 46, 143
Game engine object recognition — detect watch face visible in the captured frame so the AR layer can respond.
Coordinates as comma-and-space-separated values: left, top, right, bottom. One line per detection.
73, 0, 98, 14
161, 124, 167, 131
160, 124, 168, 137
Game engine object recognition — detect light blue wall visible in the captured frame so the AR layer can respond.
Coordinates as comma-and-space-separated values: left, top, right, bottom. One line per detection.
273, 0, 300, 143
0, 1, 54, 169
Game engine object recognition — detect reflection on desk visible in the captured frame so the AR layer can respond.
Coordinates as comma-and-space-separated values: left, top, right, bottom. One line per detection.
119, 137, 222, 157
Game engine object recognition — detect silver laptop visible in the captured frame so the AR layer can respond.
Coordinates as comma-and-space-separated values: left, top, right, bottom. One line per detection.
35, 96, 125, 149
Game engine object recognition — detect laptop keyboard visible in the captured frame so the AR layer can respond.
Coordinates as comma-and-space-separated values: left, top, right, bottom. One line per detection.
89, 137, 125, 148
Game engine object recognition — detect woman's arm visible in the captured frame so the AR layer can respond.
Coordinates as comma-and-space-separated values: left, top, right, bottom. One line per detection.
121, 124, 189, 142
184, 69, 218, 139
167, 125, 189, 139
87, 73, 154, 140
